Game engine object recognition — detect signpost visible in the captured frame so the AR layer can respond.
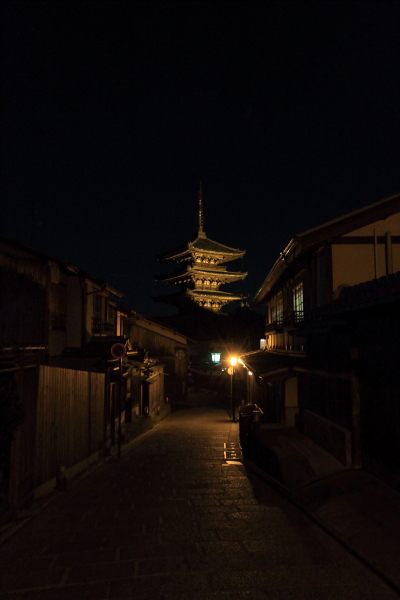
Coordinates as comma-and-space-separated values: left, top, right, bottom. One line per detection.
110, 343, 127, 360
110, 343, 127, 458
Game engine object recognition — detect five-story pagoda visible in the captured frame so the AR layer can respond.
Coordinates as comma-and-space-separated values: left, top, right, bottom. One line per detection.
155, 184, 247, 312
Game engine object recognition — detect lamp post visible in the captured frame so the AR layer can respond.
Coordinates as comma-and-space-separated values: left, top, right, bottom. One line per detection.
229, 357, 237, 422
247, 370, 253, 405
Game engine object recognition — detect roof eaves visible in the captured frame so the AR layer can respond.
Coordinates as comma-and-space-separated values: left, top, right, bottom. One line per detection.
188, 289, 245, 299
83, 273, 125, 298
253, 238, 299, 305
188, 230, 245, 252
253, 192, 400, 307
0, 234, 125, 297
298, 192, 400, 250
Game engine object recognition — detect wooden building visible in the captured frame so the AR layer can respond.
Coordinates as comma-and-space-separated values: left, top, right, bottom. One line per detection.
301, 272, 400, 485
240, 192, 400, 468
0, 234, 124, 357
124, 312, 190, 406
0, 235, 189, 512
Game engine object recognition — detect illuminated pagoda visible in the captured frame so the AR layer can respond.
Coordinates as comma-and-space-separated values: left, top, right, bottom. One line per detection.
155, 184, 247, 312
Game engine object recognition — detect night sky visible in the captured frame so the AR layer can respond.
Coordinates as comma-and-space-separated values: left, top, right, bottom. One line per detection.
2, 0, 400, 316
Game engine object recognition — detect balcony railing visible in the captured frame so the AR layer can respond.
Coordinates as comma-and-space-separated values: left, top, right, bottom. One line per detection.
283, 310, 304, 329
92, 318, 115, 335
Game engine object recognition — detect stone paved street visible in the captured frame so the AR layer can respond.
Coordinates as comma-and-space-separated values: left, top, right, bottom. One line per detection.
0, 407, 398, 599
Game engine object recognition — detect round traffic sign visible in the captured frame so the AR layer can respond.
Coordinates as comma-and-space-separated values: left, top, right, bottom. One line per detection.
110, 343, 127, 359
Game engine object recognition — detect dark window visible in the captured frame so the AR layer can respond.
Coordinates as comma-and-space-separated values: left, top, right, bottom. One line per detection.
316, 251, 326, 307
93, 293, 103, 319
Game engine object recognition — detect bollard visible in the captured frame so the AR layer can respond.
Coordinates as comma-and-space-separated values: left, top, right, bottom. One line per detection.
104, 437, 111, 456
253, 409, 262, 429
239, 405, 257, 460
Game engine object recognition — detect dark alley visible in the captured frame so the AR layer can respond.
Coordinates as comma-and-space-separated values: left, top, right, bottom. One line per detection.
0, 407, 398, 599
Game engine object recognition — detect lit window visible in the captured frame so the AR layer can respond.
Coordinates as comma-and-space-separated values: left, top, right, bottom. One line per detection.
269, 298, 282, 323
292, 284, 304, 320
270, 304, 276, 322
276, 299, 283, 320
211, 353, 221, 363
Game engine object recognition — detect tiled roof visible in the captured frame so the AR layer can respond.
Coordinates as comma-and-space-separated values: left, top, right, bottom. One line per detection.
190, 235, 244, 255
157, 232, 245, 260
188, 289, 244, 299
253, 192, 400, 305
297, 192, 400, 241
240, 350, 305, 377
155, 264, 246, 283
315, 271, 400, 316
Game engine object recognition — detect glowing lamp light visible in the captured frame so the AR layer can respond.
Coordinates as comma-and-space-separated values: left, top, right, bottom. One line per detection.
248, 371, 253, 376
230, 357, 237, 366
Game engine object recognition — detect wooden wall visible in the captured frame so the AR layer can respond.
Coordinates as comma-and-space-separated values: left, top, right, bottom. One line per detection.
131, 323, 181, 356
7, 366, 39, 508
148, 370, 164, 416
35, 366, 104, 487
130, 322, 189, 404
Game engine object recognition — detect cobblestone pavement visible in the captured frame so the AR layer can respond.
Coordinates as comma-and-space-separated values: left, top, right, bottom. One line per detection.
0, 407, 398, 600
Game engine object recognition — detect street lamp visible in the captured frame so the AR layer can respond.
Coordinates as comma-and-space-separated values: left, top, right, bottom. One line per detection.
229, 357, 237, 422
247, 370, 253, 404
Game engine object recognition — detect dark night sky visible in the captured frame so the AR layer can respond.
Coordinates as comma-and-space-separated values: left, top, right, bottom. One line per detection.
2, 0, 400, 316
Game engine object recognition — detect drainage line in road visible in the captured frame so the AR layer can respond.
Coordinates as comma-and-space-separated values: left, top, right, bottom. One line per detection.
241, 458, 400, 597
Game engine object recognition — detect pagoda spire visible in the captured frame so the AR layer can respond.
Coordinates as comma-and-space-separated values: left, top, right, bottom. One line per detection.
197, 181, 204, 233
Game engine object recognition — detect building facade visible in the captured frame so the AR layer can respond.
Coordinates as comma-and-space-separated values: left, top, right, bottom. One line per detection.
240, 193, 400, 469
0, 235, 190, 512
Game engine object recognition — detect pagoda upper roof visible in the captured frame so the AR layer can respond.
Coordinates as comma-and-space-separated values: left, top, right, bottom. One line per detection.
157, 231, 245, 262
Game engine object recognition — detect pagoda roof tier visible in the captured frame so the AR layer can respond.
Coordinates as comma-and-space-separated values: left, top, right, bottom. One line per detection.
155, 264, 247, 284
154, 288, 246, 305
187, 289, 245, 301
157, 231, 245, 263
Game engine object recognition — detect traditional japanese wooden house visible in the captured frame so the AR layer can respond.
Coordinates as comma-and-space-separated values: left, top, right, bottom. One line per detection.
241, 192, 400, 468
0, 236, 172, 511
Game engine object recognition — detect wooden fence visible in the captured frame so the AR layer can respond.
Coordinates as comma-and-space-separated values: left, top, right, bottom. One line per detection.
35, 366, 105, 489
7, 365, 105, 507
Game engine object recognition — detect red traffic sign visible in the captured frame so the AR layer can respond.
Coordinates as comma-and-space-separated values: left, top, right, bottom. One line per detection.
110, 343, 127, 359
